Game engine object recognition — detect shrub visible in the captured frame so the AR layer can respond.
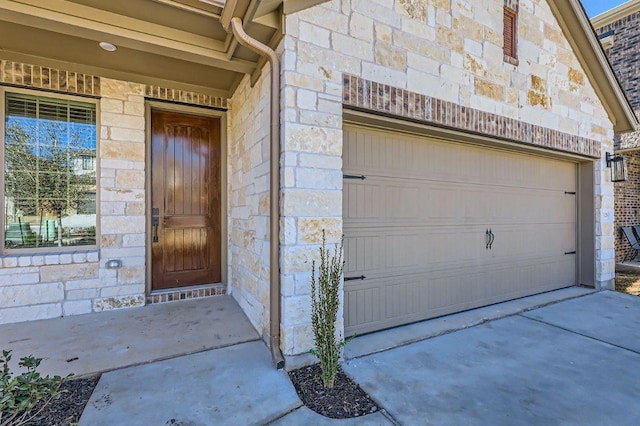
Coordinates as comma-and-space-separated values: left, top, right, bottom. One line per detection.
309, 230, 346, 388
0, 350, 71, 426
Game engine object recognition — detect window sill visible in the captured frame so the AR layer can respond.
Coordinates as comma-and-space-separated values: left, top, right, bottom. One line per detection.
504, 54, 519, 66
0, 249, 99, 268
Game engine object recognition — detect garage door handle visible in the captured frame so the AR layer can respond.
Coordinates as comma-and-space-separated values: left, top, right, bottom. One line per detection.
486, 229, 495, 249
345, 275, 367, 281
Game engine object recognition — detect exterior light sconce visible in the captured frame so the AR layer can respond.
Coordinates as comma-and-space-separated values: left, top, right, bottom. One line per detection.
606, 152, 627, 182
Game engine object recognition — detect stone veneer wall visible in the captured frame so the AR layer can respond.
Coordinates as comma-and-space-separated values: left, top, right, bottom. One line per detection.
278, 0, 616, 356
0, 60, 228, 324
227, 66, 273, 339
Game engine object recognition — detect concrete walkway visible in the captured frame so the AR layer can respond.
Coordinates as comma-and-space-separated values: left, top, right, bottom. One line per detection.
3, 289, 640, 425
0, 295, 258, 377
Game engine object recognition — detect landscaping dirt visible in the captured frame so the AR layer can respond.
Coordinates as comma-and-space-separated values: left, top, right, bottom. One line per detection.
20, 375, 99, 426
615, 272, 640, 296
288, 363, 378, 419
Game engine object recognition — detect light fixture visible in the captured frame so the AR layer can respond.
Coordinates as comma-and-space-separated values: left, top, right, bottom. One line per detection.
606, 152, 627, 182
99, 41, 117, 52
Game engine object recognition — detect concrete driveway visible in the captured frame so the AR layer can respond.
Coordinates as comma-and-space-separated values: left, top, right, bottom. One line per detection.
6, 289, 639, 425
343, 291, 640, 425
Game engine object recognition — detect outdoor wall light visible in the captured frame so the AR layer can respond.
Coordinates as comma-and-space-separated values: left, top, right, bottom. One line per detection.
105, 259, 122, 269
606, 152, 627, 182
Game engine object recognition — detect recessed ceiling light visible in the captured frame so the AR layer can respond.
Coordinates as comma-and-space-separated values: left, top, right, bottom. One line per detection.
99, 42, 117, 52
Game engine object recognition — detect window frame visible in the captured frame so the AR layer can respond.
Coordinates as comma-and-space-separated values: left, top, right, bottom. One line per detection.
0, 86, 101, 254
503, 6, 519, 66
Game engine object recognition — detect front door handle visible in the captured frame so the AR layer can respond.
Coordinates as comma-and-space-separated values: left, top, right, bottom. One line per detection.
152, 216, 159, 243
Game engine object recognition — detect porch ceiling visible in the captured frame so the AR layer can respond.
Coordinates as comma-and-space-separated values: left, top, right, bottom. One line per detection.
0, 0, 289, 98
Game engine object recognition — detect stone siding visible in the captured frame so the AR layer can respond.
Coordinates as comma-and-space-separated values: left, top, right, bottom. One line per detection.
279, 0, 615, 355
0, 59, 233, 324
227, 67, 273, 339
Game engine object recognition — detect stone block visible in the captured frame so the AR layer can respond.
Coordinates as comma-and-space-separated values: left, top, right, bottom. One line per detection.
0, 303, 62, 325
475, 78, 505, 102
350, 12, 374, 42
298, 218, 342, 244
101, 141, 145, 161
282, 189, 342, 217
115, 170, 145, 189
281, 296, 312, 327
299, 21, 331, 48
62, 300, 93, 316
101, 216, 145, 234
40, 263, 99, 282
2, 257, 18, 268
0, 282, 63, 308
375, 41, 407, 71
93, 295, 145, 312
109, 127, 145, 143
100, 98, 123, 114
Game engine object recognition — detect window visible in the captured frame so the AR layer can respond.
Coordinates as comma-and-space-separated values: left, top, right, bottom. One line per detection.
503, 7, 518, 65
2, 90, 98, 250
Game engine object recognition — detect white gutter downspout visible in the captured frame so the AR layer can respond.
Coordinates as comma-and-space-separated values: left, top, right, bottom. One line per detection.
229, 16, 285, 369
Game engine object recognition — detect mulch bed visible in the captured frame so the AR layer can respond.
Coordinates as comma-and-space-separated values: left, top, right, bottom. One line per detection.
288, 363, 378, 419
20, 375, 99, 426
615, 272, 640, 296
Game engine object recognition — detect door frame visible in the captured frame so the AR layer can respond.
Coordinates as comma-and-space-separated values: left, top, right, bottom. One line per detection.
145, 101, 227, 295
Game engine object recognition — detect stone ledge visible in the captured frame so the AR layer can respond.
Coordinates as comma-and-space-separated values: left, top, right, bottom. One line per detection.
0, 250, 99, 268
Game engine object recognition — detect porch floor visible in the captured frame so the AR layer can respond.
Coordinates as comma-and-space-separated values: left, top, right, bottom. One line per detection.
0, 295, 259, 378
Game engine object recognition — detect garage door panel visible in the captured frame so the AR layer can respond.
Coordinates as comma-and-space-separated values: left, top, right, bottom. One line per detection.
344, 128, 576, 193
345, 180, 575, 226
344, 125, 577, 336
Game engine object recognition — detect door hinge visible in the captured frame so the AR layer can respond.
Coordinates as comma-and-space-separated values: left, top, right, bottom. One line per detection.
344, 275, 366, 281
343, 174, 366, 180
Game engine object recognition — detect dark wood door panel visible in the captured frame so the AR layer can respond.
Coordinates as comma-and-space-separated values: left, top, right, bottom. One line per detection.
151, 110, 221, 291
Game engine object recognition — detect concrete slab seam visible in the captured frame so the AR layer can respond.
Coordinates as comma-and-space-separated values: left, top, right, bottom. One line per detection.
262, 403, 304, 425
517, 314, 640, 356
379, 408, 401, 426
345, 288, 597, 360
73, 336, 261, 379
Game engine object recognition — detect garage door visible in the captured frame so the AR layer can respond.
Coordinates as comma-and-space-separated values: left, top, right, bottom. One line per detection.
343, 125, 577, 336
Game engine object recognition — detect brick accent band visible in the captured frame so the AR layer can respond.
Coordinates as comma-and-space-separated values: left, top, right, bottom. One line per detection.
145, 85, 228, 109
343, 74, 601, 158
146, 284, 226, 305
1, 60, 100, 96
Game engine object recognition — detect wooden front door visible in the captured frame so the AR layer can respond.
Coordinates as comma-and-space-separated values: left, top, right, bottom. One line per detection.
151, 110, 221, 290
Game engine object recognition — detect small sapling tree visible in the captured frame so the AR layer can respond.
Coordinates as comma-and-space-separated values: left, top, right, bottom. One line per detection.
310, 230, 346, 388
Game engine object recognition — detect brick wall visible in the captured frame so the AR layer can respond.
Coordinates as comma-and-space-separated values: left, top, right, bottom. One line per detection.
595, 11, 640, 111
613, 151, 640, 262
593, 10, 640, 262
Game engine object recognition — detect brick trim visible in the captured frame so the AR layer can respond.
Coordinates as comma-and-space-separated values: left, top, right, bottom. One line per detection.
145, 85, 227, 109
343, 74, 601, 158
146, 284, 225, 304
1, 60, 100, 96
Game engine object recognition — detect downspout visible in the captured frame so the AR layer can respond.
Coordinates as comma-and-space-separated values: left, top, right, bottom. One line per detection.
229, 16, 285, 369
